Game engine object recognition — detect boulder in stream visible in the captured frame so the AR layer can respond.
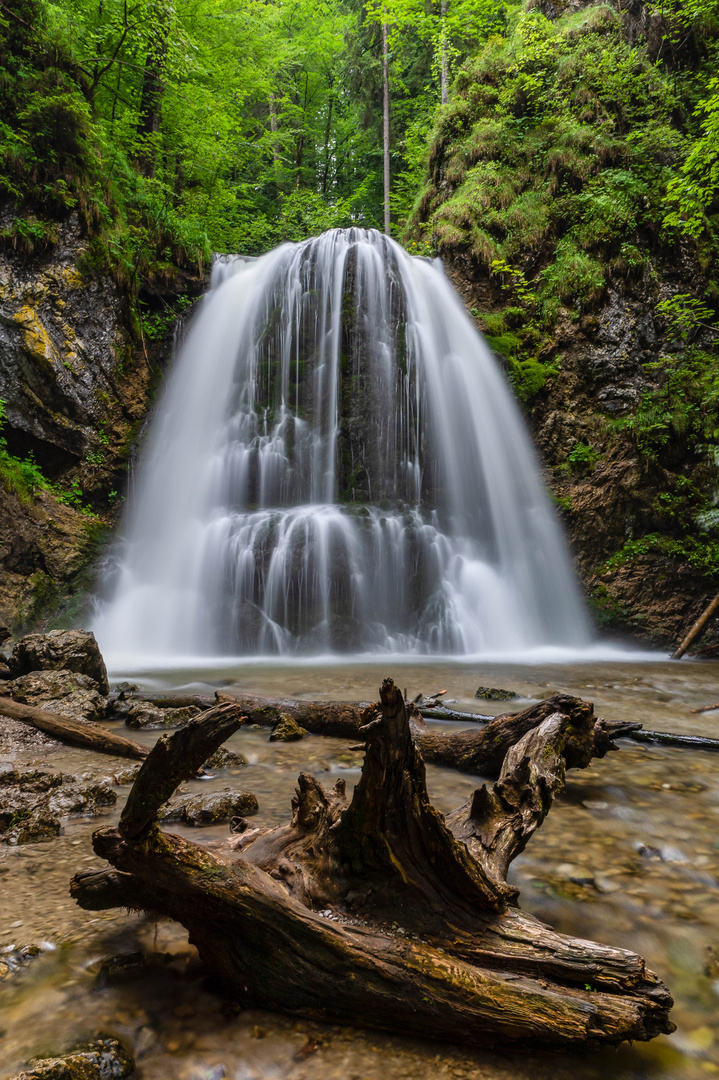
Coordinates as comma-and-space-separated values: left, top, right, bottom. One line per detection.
474, 686, 519, 701
158, 786, 259, 826
269, 712, 306, 742
8, 630, 109, 694
122, 702, 201, 730
10, 1035, 134, 1080
5, 670, 107, 723
0, 766, 116, 845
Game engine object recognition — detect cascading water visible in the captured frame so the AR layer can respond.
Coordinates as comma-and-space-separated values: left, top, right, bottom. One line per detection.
93, 228, 592, 661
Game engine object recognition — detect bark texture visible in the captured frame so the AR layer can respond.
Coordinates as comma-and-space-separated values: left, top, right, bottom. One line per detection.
0, 695, 148, 759
71, 681, 674, 1051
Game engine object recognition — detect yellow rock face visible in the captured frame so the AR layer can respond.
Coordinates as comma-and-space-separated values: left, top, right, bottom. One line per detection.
12, 305, 58, 368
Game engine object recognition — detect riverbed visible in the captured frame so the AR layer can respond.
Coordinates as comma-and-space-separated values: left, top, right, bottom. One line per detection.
2, 657, 719, 1079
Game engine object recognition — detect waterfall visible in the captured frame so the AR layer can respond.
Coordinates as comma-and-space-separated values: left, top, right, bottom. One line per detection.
93, 228, 592, 661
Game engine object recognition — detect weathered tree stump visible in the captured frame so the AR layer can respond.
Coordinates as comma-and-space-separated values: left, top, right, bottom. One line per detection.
71, 681, 674, 1051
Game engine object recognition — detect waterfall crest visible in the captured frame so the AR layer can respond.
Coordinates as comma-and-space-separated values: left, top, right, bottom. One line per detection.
93, 228, 592, 660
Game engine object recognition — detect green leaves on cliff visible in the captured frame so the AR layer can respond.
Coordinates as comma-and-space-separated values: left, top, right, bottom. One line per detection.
413, 5, 687, 320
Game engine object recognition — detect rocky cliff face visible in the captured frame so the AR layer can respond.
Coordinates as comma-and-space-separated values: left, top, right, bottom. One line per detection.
447, 258, 719, 653
0, 213, 203, 632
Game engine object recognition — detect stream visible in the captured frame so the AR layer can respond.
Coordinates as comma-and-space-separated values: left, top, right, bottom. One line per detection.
2, 656, 719, 1079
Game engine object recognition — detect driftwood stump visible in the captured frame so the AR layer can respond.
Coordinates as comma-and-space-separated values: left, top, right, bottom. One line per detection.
71, 682, 674, 1051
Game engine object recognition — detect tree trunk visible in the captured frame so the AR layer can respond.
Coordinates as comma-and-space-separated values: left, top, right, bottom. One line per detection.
125, 689, 644, 774
382, 22, 390, 235
440, 0, 449, 105
671, 592, 719, 659
136, 2, 170, 176
72, 681, 673, 1051
0, 696, 148, 759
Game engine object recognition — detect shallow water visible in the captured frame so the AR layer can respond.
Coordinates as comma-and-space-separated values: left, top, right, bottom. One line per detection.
2, 657, 719, 1078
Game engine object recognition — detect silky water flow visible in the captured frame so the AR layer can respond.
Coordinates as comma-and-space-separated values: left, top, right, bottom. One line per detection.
93, 228, 592, 661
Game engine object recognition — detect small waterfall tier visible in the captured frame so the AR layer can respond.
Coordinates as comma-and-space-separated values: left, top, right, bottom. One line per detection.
94, 228, 592, 659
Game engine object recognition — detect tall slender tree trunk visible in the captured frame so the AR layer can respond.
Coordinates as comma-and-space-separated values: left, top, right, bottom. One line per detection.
136, 3, 170, 177
440, 0, 449, 105
382, 22, 390, 235
322, 87, 334, 195
269, 91, 282, 183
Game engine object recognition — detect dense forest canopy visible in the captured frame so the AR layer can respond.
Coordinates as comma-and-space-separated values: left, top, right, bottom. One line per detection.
1, 0, 718, 270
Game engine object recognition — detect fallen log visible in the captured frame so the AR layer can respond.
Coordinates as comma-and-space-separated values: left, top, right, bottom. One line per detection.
672, 592, 719, 659
626, 729, 719, 750
0, 696, 149, 760
71, 679, 673, 1050
131, 687, 719, 767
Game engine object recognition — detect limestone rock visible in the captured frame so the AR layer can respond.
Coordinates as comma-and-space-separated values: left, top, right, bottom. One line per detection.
9, 1035, 135, 1079
159, 786, 259, 826
5, 669, 107, 722
0, 766, 116, 845
123, 702, 200, 730
474, 686, 518, 702
269, 712, 306, 742
203, 747, 248, 769
8, 630, 109, 693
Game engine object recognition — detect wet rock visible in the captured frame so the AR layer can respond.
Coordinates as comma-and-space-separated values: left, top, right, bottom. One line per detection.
0, 766, 116, 845
8, 630, 109, 694
5, 670, 107, 722
124, 703, 201, 730
10, 1035, 135, 1079
203, 747, 248, 769
0, 941, 56, 978
113, 766, 141, 786
97, 952, 148, 985
159, 787, 259, 826
269, 713, 306, 742
4, 810, 62, 845
474, 686, 518, 701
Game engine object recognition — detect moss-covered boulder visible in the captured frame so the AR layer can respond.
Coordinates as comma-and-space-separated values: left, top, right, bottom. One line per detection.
269, 712, 306, 742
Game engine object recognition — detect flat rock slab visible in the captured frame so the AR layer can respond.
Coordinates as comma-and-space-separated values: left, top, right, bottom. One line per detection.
158, 786, 259, 826
8, 630, 109, 694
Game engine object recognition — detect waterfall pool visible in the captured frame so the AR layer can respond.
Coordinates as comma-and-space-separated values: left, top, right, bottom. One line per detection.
2, 656, 719, 1079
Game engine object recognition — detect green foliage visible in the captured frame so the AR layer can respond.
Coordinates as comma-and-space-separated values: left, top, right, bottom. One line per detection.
0, 398, 96, 513
655, 293, 719, 341
0, 400, 47, 503
411, 3, 707, 322
601, 532, 719, 580
565, 442, 601, 470
612, 348, 719, 455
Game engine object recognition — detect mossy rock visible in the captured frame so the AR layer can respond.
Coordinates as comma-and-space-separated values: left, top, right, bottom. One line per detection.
269, 713, 307, 742
474, 686, 519, 701
203, 747, 248, 769
10, 1035, 135, 1079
